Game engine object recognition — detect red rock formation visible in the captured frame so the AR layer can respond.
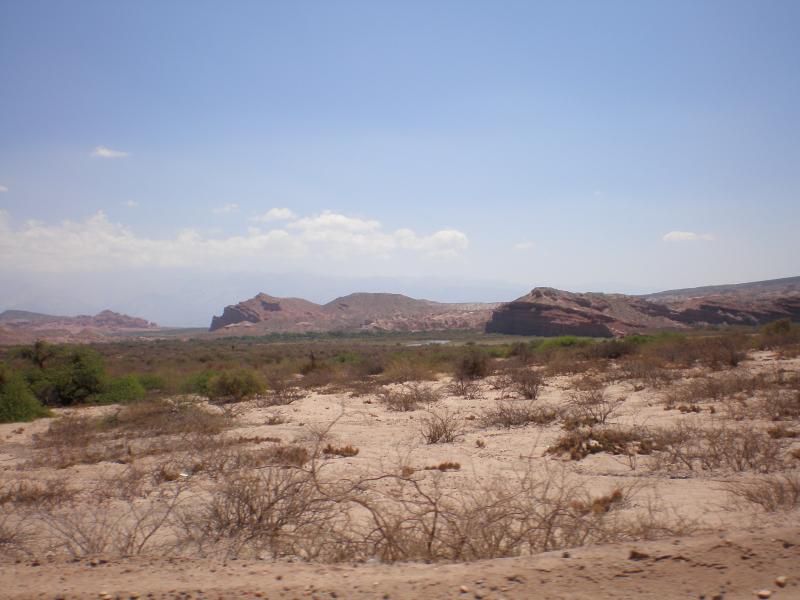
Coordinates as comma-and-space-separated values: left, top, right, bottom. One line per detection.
209, 292, 499, 334
486, 278, 800, 337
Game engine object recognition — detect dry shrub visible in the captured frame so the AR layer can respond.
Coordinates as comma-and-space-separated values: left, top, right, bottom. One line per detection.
177, 467, 332, 560
618, 356, 673, 388
695, 335, 748, 369
30, 399, 232, 468
349, 467, 687, 561
545, 352, 595, 376
322, 444, 359, 458
454, 349, 492, 380
447, 376, 484, 399
26, 468, 189, 558
569, 488, 624, 515
563, 384, 624, 429
260, 375, 306, 406
184, 442, 310, 478
13, 459, 697, 562
381, 356, 437, 383
723, 472, 800, 512
681, 372, 769, 404
757, 318, 800, 349
759, 389, 800, 420
262, 443, 311, 466
0, 479, 76, 507
420, 406, 464, 444
378, 383, 440, 412
482, 400, 559, 429
547, 426, 653, 461
424, 462, 461, 471
649, 421, 787, 474
508, 367, 543, 400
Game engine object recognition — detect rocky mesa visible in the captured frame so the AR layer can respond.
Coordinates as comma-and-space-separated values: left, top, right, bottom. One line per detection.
209, 292, 499, 334
486, 276, 800, 337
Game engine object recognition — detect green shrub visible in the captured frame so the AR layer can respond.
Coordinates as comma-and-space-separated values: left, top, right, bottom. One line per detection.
208, 369, 265, 403
26, 346, 105, 406
95, 375, 146, 404
536, 336, 592, 352
136, 373, 168, 391
0, 367, 49, 423
181, 370, 216, 396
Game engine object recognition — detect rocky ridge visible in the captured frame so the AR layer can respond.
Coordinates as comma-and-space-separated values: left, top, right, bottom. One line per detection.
486, 277, 800, 337
0, 309, 159, 345
209, 292, 499, 334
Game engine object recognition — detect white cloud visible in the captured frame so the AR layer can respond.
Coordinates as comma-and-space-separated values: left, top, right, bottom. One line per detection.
252, 207, 297, 222
213, 203, 239, 214
123, 200, 139, 208
662, 231, 715, 242
514, 241, 534, 250
0, 209, 469, 272
0, 185, 8, 193
91, 146, 129, 159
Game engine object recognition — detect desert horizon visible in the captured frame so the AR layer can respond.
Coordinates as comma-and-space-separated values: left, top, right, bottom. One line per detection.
2, 1, 799, 598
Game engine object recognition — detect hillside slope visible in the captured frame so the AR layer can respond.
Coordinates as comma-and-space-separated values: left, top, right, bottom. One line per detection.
486, 277, 800, 337
209, 292, 499, 334
0, 309, 159, 345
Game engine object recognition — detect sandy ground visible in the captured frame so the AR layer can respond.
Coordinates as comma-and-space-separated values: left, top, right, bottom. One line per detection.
3, 521, 798, 599
1, 352, 799, 599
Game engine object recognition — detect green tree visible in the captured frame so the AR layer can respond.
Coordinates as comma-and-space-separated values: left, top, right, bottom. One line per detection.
96, 375, 146, 404
0, 366, 49, 423
29, 347, 106, 406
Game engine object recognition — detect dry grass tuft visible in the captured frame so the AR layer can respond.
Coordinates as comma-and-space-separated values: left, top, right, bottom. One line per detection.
322, 444, 360, 458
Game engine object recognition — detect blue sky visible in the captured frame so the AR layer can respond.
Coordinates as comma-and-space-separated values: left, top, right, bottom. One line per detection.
1, 0, 799, 325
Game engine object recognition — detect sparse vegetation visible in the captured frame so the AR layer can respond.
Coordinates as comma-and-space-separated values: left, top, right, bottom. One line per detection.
0, 327, 797, 573
420, 406, 464, 444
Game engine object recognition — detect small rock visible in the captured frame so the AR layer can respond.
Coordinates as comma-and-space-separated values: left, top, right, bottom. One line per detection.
460, 585, 469, 594
629, 550, 650, 561
775, 576, 787, 588
562, 551, 571, 558
756, 591, 772, 599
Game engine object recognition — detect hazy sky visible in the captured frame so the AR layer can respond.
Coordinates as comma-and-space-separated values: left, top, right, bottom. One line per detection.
1, 1, 799, 325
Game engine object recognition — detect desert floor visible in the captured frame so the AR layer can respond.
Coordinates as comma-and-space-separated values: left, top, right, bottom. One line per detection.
2, 351, 798, 599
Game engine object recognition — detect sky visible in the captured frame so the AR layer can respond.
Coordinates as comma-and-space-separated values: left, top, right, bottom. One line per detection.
1, 0, 799, 326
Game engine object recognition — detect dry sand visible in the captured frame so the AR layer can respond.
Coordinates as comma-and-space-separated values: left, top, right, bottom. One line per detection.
1, 352, 798, 599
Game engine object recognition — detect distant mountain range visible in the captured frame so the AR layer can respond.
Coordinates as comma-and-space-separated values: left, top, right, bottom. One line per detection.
2, 276, 798, 345
0, 309, 159, 345
209, 292, 499, 334
210, 276, 800, 338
